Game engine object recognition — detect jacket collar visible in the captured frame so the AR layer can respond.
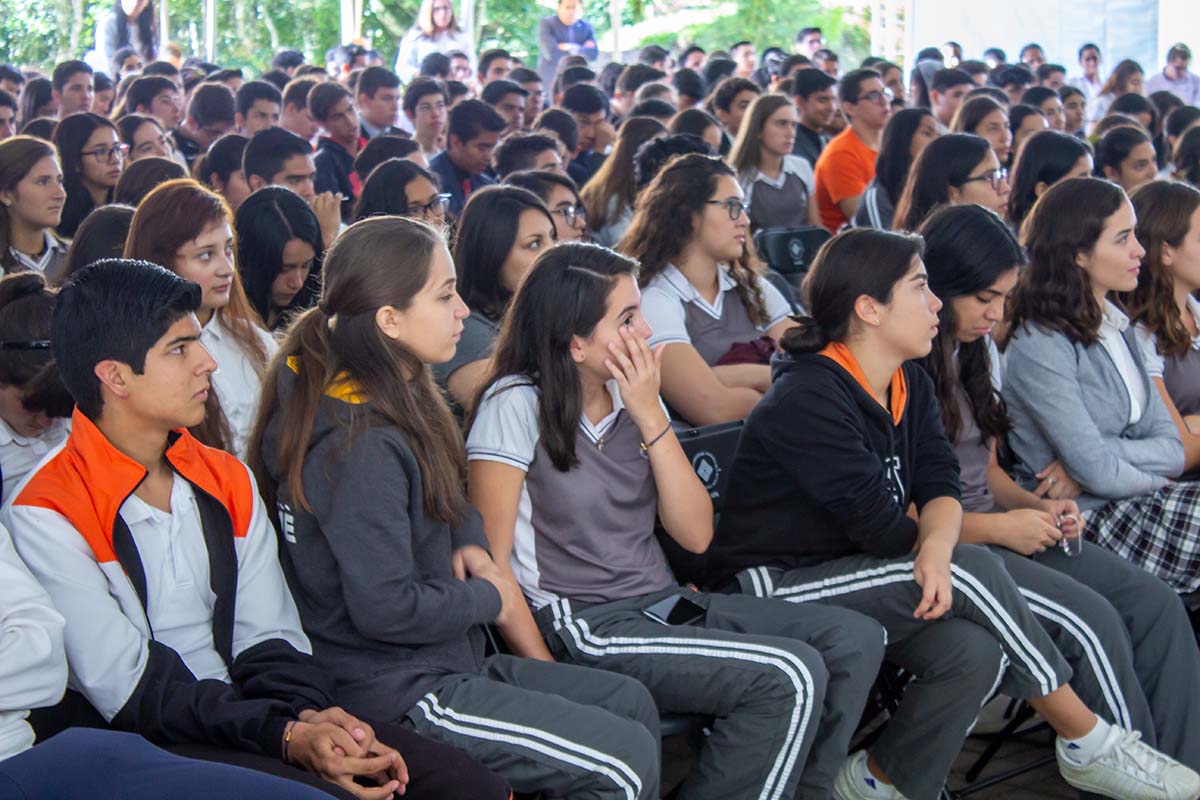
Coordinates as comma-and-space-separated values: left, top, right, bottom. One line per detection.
818, 341, 908, 425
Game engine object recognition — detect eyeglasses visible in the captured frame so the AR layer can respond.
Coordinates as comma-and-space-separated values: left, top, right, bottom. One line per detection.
706, 198, 750, 220
553, 204, 587, 226
856, 87, 895, 105
406, 193, 451, 217
959, 167, 1009, 192
84, 143, 129, 164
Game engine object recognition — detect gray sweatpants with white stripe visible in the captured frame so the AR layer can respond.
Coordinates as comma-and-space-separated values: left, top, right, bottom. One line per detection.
403, 654, 661, 800
1001, 541, 1200, 772
736, 543, 1073, 800
536, 588, 886, 800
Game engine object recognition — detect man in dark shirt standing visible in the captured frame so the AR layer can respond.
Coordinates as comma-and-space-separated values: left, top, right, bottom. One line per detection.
428, 99, 505, 220
537, 0, 598, 89
791, 68, 838, 167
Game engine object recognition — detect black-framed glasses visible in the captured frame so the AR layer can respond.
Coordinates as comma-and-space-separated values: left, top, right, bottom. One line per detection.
959, 167, 1009, 192
0, 340, 51, 350
856, 87, 895, 105
552, 204, 587, 226
406, 193, 451, 217
706, 198, 750, 221
84, 143, 129, 164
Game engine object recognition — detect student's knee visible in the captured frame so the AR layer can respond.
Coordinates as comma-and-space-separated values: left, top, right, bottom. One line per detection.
743, 639, 831, 715
584, 713, 660, 800
950, 543, 1006, 575
837, 611, 888, 670
940, 624, 1007, 698
602, 672, 661, 738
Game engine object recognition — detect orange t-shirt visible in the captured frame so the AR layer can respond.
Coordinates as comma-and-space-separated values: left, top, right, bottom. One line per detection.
814, 127, 878, 233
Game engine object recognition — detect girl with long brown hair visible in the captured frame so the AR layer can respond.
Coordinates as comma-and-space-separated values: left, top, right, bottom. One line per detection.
1124, 180, 1200, 472
247, 216, 661, 800
617, 152, 796, 426
0, 136, 68, 281
727, 93, 821, 231
577, 115, 665, 246
52, 113, 124, 239
124, 178, 274, 455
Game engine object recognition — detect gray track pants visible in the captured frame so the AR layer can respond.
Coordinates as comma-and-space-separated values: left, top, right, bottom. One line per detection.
536, 588, 886, 800
403, 654, 662, 800
734, 544, 1073, 800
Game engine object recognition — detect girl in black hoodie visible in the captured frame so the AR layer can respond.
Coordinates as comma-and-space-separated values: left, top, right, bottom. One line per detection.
702, 228, 1197, 800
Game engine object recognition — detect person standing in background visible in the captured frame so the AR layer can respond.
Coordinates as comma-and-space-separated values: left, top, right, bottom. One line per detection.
1146, 44, 1199, 105
394, 0, 476, 84
537, 0, 598, 90
95, 0, 157, 73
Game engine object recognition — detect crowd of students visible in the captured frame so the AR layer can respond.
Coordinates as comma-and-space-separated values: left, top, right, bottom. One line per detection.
2, 18, 1200, 800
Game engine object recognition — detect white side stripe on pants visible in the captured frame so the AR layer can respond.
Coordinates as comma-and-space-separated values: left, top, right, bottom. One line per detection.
770, 561, 1059, 696
553, 598, 815, 800
1020, 588, 1133, 729
413, 691, 644, 800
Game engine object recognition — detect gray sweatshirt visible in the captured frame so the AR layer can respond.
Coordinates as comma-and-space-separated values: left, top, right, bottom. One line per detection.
1002, 321, 1184, 510
260, 366, 502, 718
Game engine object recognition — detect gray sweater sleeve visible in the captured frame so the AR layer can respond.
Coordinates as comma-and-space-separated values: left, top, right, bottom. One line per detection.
1004, 327, 1176, 498
313, 429, 501, 645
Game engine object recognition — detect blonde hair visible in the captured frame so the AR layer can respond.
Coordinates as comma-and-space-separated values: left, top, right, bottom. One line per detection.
417, 0, 459, 36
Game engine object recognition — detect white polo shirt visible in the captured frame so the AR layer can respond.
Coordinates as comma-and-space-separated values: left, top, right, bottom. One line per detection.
200, 312, 278, 458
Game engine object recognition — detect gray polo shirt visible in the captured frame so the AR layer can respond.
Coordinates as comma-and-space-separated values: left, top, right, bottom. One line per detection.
466, 376, 676, 610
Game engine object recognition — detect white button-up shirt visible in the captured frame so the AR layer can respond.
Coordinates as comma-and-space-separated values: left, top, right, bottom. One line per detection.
200, 312, 278, 458
1098, 300, 1147, 425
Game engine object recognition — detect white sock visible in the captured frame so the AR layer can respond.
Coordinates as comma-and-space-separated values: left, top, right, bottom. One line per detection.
1060, 717, 1113, 765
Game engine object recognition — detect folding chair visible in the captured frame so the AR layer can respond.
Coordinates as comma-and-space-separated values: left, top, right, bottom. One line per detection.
753, 226, 833, 291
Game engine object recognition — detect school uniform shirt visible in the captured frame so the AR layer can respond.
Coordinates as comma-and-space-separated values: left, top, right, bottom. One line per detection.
3, 410, 329, 757
6, 231, 68, 283
641, 264, 793, 365
1134, 293, 1200, 416
0, 416, 69, 502
702, 343, 961, 586
432, 310, 500, 387
429, 150, 494, 220
947, 337, 1004, 514
739, 155, 814, 231
0, 522, 66, 762
467, 376, 676, 610
1145, 69, 1200, 105
1097, 300, 1147, 426
314, 137, 365, 222
201, 312, 277, 459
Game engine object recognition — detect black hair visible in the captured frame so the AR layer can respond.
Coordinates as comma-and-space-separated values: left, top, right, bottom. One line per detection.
1036, 63, 1066, 82
1109, 92, 1158, 130
353, 135, 419, 181
242, 126, 312, 183
187, 83, 236, 126
1174, 126, 1200, 185
509, 67, 540, 85
272, 50, 305, 71
917, 47, 945, 63
991, 64, 1033, 90
634, 132, 712, 188
931, 68, 972, 93
143, 61, 179, 79
1020, 86, 1057, 108
710, 76, 759, 113
597, 63, 623, 97
478, 48, 512, 77
560, 83, 610, 116
307, 81, 351, 122
838, 68, 881, 103
53, 112, 119, 239
448, 98, 506, 146
126, 75, 175, 113
454, 185, 555, 320
493, 132, 561, 178
672, 68, 705, 101
791, 67, 837, 99
0, 272, 72, 419
481, 79, 527, 106
54, 258, 201, 419
1079, 43, 1100, 59
0, 66, 25, 88
1166, 105, 1200, 139
505, 169, 580, 206
0, 90, 15, 113
19, 78, 53, 129
403, 77, 447, 114
668, 108, 720, 141
1007, 129, 1092, 226
639, 45, 670, 66
354, 158, 438, 219
21, 118, 56, 141
618, 64, 667, 96
781, 228, 925, 353
235, 186, 323, 326
1019, 43, 1044, 59
1094, 124, 1152, 177
681, 45, 705, 62
781, 54, 812, 75
357, 66, 401, 99
198, 132, 248, 187
1008, 103, 1046, 142
1058, 85, 1084, 103
959, 60, 989, 79
258, 69, 291, 92
893, 133, 993, 231
875, 107, 935, 206
701, 58, 736, 92
983, 47, 1007, 64
59, 204, 136, 285
629, 99, 676, 120
419, 52, 451, 78
556, 66, 596, 97
235, 80, 282, 116
113, 156, 186, 206
535, 108, 579, 153
52, 60, 92, 92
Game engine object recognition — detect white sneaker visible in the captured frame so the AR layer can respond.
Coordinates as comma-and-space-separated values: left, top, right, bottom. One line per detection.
834, 750, 910, 800
1057, 726, 1200, 800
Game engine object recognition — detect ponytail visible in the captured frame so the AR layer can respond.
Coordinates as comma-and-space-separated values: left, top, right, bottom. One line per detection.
780, 314, 834, 354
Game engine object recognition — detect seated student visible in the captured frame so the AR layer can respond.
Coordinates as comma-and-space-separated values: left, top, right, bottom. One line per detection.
193, 132, 251, 211
53, 113, 124, 238
353, 158, 448, 225
281, 78, 320, 144
813, 69, 890, 233
1126, 181, 1200, 473
467, 241, 885, 799
235, 80, 283, 136
854, 108, 938, 230
51, 61, 94, 118
668, 108, 723, 154
1006, 129, 1094, 228
354, 135, 426, 180
244, 126, 341, 250
116, 113, 175, 162
236, 186, 323, 331
174, 84, 237, 167
124, 179, 275, 457
4, 258, 507, 800
57, 203, 134, 285
402, 78, 448, 162
429, 99, 505, 220
505, 169, 587, 242
354, 67, 404, 140
310, 82, 364, 223
1022, 86, 1067, 132
1094, 124, 1157, 195
0, 273, 71, 500
558, 84, 612, 185
728, 93, 820, 231
118, 76, 182, 141
618, 154, 796, 425
951, 95, 1012, 170
892, 133, 1009, 231
492, 131, 563, 179
0, 136, 68, 282
113, 155, 187, 206
1171, 126, 1200, 187
0, 518, 345, 800
1008, 104, 1050, 163
917, 202, 1200, 774
699, 226, 1200, 800
707, 76, 760, 141
249, 216, 662, 799
433, 185, 555, 411
578, 116, 666, 246
1003, 177, 1200, 595
481, 79, 528, 137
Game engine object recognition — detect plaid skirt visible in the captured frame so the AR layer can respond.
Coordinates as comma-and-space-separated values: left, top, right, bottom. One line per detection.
1083, 481, 1200, 593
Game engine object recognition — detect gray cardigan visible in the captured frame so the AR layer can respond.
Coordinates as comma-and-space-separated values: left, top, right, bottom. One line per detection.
1003, 321, 1184, 510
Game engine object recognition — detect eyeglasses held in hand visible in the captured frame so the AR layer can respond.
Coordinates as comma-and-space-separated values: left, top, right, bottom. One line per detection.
706, 198, 750, 221
959, 167, 1009, 192
406, 193, 451, 217
85, 144, 130, 164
